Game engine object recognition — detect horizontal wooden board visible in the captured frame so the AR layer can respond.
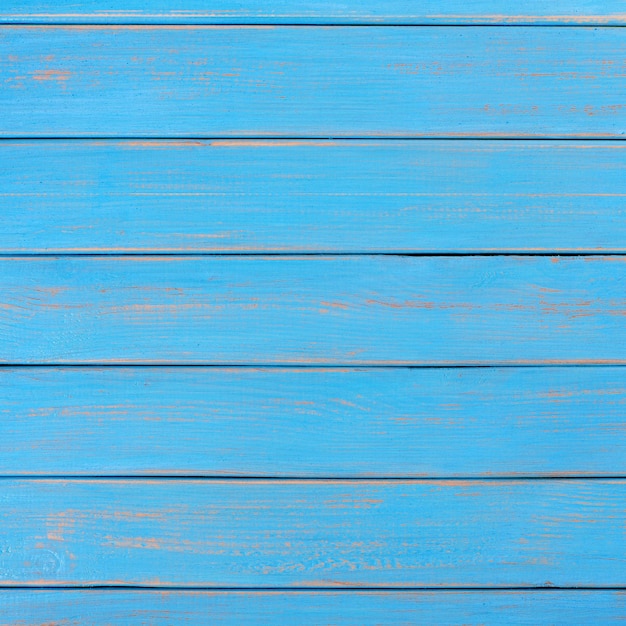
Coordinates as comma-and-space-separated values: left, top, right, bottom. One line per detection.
0, 479, 625, 586
2, 590, 626, 625
3, 366, 626, 477
2, 27, 626, 137
2, 256, 626, 365
4, 140, 626, 254
2, 1, 626, 25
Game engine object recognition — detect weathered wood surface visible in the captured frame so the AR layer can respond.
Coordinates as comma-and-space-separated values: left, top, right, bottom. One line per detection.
2, 1, 626, 25
0, 479, 624, 586
2, 366, 626, 477
2, 27, 626, 138
4, 140, 626, 254
4, 2, 626, 619
2, 590, 626, 624
2, 256, 626, 365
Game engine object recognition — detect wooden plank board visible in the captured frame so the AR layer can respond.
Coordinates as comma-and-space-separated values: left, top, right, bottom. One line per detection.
2, 590, 626, 624
2, 27, 626, 138
0, 479, 624, 586
4, 140, 626, 254
3, 366, 626, 477
2, 1, 626, 25
2, 256, 626, 365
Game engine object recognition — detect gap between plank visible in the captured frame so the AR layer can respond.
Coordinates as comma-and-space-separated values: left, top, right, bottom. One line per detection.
0, 360, 626, 371
0, 476, 624, 481
2, 23, 626, 28
1, 251, 626, 257
0, 585, 624, 591
1, 137, 626, 141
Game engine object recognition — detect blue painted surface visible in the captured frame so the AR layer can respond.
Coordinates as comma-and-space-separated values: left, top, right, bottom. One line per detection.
1, 1, 625, 24
2, 255, 626, 364
2, 3, 625, 621
2, 590, 626, 624
2, 27, 626, 137
2, 366, 626, 476
3, 140, 626, 253
0, 479, 625, 586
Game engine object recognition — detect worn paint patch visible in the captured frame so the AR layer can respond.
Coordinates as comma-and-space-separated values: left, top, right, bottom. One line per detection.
32, 69, 71, 81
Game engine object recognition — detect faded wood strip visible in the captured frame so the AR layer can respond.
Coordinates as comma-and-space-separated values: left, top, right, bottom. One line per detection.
2, 27, 626, 138
2, 256, 626, 365
0, 479, 624, 586
2, 366, 626, 477
2, 590, 626, 624
2, 1, 626, 25
4, 140, 626, 254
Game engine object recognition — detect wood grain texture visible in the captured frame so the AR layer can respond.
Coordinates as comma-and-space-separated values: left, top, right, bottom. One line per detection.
0, 479, 625, 586
4, 140, 626, 254
2, 255, 626, 365
5, 2, 626, 614
3, 366, 626, 477
2, 27, 626, 138
2, 590, 626, 624
2, 1, 626, 25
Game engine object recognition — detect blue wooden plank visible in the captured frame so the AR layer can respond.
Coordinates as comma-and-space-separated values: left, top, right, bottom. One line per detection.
2, 366, 626, 477
3, 140, 626, 253
2, 590, 626, 624
2, 256, 626, 364
0, 479, 624, 586
2, 1, 625, 25
2, 27, 626, 137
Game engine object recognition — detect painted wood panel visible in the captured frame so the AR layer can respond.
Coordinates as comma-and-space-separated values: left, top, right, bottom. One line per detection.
4, 140, 626, 254
2, 590, 626, 624
2, 1, 626, 25
4, 2, 626, 617
0, 479, 624, 586
2, 366, 626, 477
2, 255, 626, 365
2, 27, 626, 138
